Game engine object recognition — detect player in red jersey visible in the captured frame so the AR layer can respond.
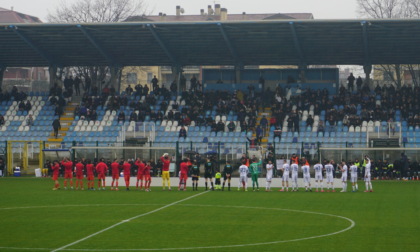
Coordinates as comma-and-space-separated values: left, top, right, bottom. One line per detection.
51, 160, 60, 190
85, 159, 95, 190
160, 154, 172, 190
135, 158, 146, 190
110, 159, 121, 190
144, 161, 152, 192
178, 158, 190, 191
95, 158, 108, 190
74, 160, 85, 190
122, 159, 132, 190
61, 157, 74, 190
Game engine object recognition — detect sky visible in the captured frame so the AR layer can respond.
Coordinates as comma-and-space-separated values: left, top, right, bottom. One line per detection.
1, 0, 359, 22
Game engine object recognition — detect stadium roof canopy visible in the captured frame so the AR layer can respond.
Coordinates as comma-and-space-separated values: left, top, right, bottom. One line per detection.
1, 19, 420, 68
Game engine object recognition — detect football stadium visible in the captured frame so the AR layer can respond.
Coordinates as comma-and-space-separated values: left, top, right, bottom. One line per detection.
0, 1, 419, 251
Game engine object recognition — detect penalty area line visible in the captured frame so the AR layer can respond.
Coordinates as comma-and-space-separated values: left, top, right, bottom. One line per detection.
51, 191, 209, 252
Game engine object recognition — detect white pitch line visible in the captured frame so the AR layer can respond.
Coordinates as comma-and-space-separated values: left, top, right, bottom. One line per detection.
51, 191, 209, 252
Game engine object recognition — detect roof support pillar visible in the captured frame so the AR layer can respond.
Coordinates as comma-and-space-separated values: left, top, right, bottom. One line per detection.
217, 23, 240, 65
361, 21, 372, 86
235, 64, 243, 84
77, 24, 116, 66
9, 25, 54, 65
0, 66, 6, 89
147, 24, 178, 65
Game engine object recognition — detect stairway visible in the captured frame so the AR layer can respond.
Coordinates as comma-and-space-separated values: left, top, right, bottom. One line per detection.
255, 107, 272, 144
46, 97, 80, 143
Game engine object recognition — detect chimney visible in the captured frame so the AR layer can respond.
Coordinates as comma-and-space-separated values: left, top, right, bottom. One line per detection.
11, 6, 14, 11
215, 4, 221, 15
162, 13, 166, 21
220, 8, 228, 21
176, 5, 181, 16
242, 12, 246, 20
208, 5, 213, 15
200, 9, 205, 15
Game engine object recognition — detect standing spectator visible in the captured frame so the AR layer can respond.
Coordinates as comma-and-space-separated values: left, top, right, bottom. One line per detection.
273, 125, 282, 141
356, 76, 363, 91
256, 125, 263, 144
85, 75, 91, 93
179, 126, 187, 139
260, 115, 268, 136
25, 100, 32, 111
347, 73, 355, 92
125, 85, 133, 95
0, 114, 5, 126
216, 120, 225, 133
227, 121, 236, 132
74, 75, 81, 95
190, 75, 197, 91
152, 75, 158, 91
52, 118, 61, 138
306, 115, 314, 128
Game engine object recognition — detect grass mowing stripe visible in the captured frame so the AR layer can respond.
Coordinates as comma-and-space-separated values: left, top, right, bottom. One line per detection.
51, 191, 209, 252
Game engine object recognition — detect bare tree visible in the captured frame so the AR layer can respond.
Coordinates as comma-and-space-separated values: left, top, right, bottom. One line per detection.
47, 0, 147, 92
357, 0, 420, 87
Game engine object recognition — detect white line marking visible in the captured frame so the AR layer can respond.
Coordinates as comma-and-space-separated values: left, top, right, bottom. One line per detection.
0, 203, 355, 251
50, 191, 209, 252
61, 204, 356, 251
0, 204, 166, 211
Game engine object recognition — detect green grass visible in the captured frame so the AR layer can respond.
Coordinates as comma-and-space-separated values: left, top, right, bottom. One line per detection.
0, 178, 419, 252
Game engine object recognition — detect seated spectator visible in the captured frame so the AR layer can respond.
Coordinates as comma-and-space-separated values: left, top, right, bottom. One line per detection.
216, 120, 225, 133
0, 114, 4, 126
227, 121, 236, 132
273, 125, 282, 141
129, 111, 138, 122
26, 114, 34, 126
210, 121, 217, 132
49, 96, 58, 106
25, 101, 32, 111
90, 110, 97, 121
18, 101, 25, 111
306, 115, 314, 127
118, 111, 125, 123
318, 121, 325, 133
179, 126, 187, 139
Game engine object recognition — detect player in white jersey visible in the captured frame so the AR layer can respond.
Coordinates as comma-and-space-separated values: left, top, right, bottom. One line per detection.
364, 156, 373, 192
238, 160, 249, 191
349, 162, 358, 192
301, 163, 312, 192
324, 160, 335, 192
340, 161, 348, 192
291, 163, 299, 191
265, 160, 274, 191
279, 160, 290, 192
313, 161, 324, 192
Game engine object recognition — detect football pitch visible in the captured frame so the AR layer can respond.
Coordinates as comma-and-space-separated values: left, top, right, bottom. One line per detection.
0, 178, 419, 252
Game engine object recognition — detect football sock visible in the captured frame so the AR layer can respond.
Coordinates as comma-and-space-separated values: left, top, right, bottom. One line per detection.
211, 182, 214, 188
205, 182, 208, 190
355, 184, 358, 190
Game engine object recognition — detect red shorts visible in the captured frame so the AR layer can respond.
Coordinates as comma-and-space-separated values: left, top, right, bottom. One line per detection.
52, 174, 58, 181
87, 174, 94, 181
137, 174, 144, 180
112, 174, 120, 179
76, 173, 84, 180
143, 174, 151, 181
97, 173, 105, 180
64, 172, 73, 179
124, 174, 130, 181
180, 173, 188, 181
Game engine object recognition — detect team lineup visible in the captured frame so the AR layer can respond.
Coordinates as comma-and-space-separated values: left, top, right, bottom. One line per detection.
49, 153, 374, 193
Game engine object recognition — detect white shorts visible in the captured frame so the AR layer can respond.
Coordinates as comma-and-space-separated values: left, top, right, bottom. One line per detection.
326, 174, 334, 183
291, 173, 298, 182
364, 173, 371, 182
341, 175, 347, 182
266, 175, 272, 182
282, 173, 289, 182
303, 175, 311, 184
351, 176, 357, 183
315, 173, 323, 181
240, 175, 248, 183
